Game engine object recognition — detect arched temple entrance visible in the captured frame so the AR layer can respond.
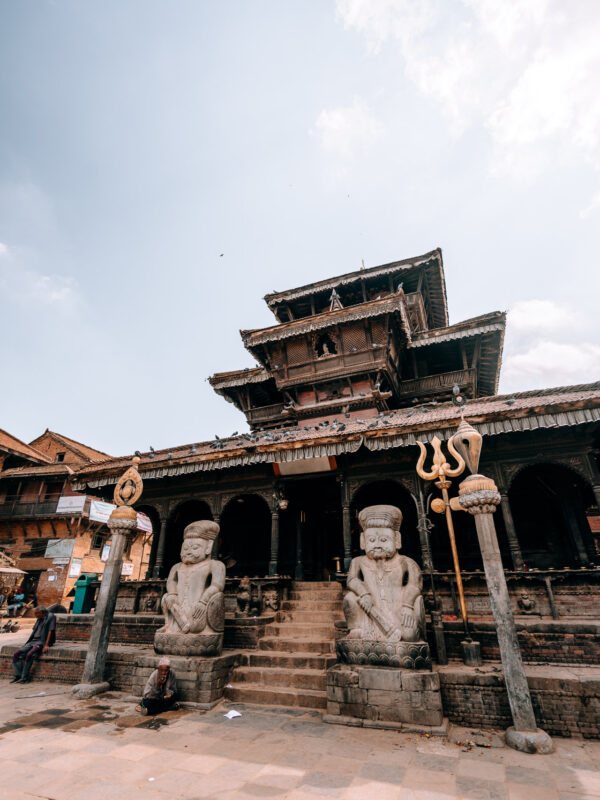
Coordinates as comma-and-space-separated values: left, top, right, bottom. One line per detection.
219, 494, 271, 577
509, 463, 596, 568
278, 476, 343, 579
164, 499, 213, 575
351, 480, 420, 564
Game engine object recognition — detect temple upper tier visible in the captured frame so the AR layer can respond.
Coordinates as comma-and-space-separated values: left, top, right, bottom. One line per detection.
210, 249, 505, 430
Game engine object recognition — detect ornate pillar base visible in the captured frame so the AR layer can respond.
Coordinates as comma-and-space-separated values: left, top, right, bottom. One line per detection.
505, 727, 554, 755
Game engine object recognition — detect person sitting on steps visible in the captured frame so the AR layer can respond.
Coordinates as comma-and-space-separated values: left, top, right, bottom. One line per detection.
10, 606, 56, 684
136, 657, 179, 716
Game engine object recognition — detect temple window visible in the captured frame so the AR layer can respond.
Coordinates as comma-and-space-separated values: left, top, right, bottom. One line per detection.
315, 333, 337, 357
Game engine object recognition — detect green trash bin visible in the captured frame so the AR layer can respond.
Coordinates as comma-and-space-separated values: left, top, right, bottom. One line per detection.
72, 573, 98, 614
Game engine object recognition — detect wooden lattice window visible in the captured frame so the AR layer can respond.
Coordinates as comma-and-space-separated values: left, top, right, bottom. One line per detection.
342, 325, 367, 353
370, 320, 386, 345
286, 338, 310, 365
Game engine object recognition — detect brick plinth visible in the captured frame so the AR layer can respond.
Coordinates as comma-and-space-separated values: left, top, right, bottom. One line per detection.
325, 664, 445, 732
438, 664, 600, 739
0, 642, 242, 706
55, 614, 275, 650
432, 619, 600, 665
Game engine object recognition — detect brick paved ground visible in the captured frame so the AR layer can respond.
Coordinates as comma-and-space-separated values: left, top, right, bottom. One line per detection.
0, 677, 599, 800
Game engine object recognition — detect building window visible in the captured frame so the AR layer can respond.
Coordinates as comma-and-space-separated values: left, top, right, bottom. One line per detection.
55, 453, 65, 463
315, 333, 337, 357
91, 531, 106, 551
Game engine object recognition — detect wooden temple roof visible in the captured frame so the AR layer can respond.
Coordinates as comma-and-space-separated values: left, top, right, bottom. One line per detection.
263, 248, 448, 329
72, 382, 600, 490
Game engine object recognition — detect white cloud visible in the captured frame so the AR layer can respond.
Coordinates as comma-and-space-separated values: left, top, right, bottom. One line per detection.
503, 339, 600, 388
508, 299, 577, 333
336, 0, 600, 181
0, 243, 8, 257
312, 97, 385, 160
0, 250, 80, 309
580, 191, 600, 220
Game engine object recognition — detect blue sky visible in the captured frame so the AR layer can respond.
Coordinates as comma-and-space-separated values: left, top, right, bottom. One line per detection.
1, 1, 599, 456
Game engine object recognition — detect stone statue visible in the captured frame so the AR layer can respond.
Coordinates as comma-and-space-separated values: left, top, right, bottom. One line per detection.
154, 520, 225, 657
338, 505, 431, 669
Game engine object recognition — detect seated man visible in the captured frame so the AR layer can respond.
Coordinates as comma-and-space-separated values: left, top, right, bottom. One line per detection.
6, 588, 25, 617
11, 606, 56, 684
137, 657, 179, 716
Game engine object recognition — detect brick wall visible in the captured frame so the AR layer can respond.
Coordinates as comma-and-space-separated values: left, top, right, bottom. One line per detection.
55, 613, 276, 649
432, 619, 600, 665
0, 643, 242, 705
438, 666, 600, 739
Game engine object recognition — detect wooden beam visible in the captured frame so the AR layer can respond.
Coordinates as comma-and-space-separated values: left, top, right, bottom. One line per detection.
460, 341, 468, 370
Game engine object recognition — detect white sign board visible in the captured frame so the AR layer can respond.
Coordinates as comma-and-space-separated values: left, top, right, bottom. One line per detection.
56, 495, 86, 514
101, 544, 110, 562
52, 557, 70, 566
121, 562, 134, 576
136, 512, 152, 533
89, 500, 114, 524
44, 539, 75, 559
69, 558, 82, 578
89, 501, 152, 533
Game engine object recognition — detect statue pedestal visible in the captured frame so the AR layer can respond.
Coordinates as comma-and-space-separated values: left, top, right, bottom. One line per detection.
336, 639, 432, 670
154, 631, 223, 657
324, 664, 447, 734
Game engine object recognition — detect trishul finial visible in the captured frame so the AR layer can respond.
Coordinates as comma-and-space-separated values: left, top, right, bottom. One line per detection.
416, 435, 465, 482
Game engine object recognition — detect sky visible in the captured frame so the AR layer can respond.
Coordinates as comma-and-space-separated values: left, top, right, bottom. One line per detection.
1, 0, 599, 457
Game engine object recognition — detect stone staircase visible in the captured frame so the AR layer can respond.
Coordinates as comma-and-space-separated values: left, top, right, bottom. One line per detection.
225, 581, 343, 711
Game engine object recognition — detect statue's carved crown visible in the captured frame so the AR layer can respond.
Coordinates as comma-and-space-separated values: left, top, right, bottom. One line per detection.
183, 520, 220, 541
358, 504, 402, 532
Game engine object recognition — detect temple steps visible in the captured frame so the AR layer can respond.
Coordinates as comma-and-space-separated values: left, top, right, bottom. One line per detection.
233, 666, 326, 691
268, 623, 335, 638
247, 650, 336, 671
225, 682, 327, 710
258, 637, 333, 654
224, 580, 343, 711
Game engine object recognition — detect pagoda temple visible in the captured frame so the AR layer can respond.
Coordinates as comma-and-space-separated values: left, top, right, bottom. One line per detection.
71, 248, 600, 589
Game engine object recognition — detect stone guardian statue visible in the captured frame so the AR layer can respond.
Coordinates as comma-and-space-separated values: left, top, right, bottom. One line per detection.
338, 505, 431, 669
154, 520, 225, 657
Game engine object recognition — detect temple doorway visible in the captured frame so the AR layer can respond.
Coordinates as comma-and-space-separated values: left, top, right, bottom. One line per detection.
278, 475, 343, 580
350, 480, 420, 564
509, 463, 596, 568
164, 499, 212, 575
219, 494, 271, 577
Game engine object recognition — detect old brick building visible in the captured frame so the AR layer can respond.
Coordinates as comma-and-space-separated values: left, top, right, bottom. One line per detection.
0, 429, 151, 607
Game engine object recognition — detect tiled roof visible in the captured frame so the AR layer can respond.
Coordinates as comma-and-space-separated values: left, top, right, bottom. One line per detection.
30, 430, 110, 463
72, 381, 600, 489
0, 430, 51, 464
0, 464, 73, 479
209, 367, 270, 390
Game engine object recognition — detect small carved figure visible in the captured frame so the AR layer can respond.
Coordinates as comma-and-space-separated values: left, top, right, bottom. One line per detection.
339, 505, 430, 668
154, 520, 225, 656
517, 592, 537, 615
263, 589, 279, 612
236, 577, 252, 616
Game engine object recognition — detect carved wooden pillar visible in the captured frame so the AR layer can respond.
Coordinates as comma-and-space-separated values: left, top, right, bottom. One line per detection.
212, 513, 221, 559
152, 513, 169, 578
340, 476, 352, 571
499, 493, 524, 570
295, 511, 304, 580
342, 506, 352, 571
269, 510, 279, 576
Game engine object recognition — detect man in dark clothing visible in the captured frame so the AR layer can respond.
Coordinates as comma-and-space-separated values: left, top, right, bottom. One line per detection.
136, 657, 178, 715
11, 606, 56, 683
